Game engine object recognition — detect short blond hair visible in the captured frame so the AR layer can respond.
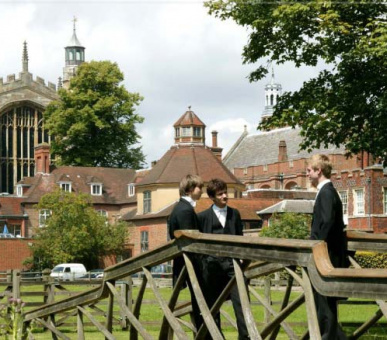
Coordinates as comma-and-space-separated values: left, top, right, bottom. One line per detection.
308, 154, 332, 178
179, 174, 203, 196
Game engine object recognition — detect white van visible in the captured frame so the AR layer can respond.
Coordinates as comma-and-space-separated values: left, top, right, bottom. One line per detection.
50, 263, 87, 281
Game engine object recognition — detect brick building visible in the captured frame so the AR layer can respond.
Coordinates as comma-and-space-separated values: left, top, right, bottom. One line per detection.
122, 108, 263, 257
223, 74, 387, 233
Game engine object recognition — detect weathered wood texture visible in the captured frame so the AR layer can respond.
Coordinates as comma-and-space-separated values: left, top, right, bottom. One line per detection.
18, 230, 387, 339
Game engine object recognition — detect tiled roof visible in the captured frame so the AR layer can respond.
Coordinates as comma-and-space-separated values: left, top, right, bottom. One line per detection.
173, 110, 206, 127
0, 197, 24, 216
257, 199, 315, 215
223, 127, 346, 169
196, 198, 262, 221
138, 145, 244, 188
20, 166, 138, 205
123, 198, 262, 222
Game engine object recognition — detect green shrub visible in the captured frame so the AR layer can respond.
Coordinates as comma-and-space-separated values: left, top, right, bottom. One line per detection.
354, 251, 387, 269
260, 212, 311, 240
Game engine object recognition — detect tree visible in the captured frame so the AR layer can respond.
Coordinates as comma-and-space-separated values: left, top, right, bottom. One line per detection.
29, 189, 128, 270
260, 213, 311, 240
206, 1, 387, 163
45, 61, 145, 168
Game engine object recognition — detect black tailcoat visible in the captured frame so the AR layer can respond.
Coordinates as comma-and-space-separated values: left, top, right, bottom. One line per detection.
198, 205, 249, 340
310, 182, 348, 340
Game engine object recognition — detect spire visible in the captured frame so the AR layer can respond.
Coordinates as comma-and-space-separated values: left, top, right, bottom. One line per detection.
63, 16, 85, 89
261, 62, 282, 122
22, 41, 28, 73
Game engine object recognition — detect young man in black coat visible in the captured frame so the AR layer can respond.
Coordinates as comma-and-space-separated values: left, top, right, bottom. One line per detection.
168, 174, 203, 332
307, 154, 349, 340
197, 178, 249, 340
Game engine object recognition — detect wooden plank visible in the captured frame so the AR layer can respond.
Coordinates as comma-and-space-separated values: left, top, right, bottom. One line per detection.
233, 259, 262, 340
159, 266, 187, 339
183, 253, 223, 340
249, 285, 299, 339
130, 274, 148, 340
143, 267, 188, 339
77, 309, 85, 340
105, 289, 114, 340
35, 317, 70, 340
77, 306, 115, 340
106, 282, 153, 340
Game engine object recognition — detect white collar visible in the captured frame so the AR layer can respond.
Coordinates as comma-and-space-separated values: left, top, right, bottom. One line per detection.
317, 179, 331, 191
212, 204, 227, 212
182, 196, 196, 207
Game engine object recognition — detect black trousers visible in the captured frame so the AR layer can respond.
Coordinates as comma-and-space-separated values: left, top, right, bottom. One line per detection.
313, 290, 347, 340
201, 256, 249, 340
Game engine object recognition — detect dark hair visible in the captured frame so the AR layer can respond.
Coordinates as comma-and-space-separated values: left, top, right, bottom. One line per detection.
207, 178, 227, 198
179, 174, 203, 196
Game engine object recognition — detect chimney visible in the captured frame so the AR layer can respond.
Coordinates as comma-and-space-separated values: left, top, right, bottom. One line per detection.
34, 144, 50, 174
212, 131, 218, 148
210, 130, 223, 161
278, 140, 288, 162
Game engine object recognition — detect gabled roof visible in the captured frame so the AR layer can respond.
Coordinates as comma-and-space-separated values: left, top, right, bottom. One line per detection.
223, 127, 346, 169
20, 166, 138, 205
257, 199, 315, 215
173, 109, 206, 127
0, 197, 24, 216
138, 145, 244, 188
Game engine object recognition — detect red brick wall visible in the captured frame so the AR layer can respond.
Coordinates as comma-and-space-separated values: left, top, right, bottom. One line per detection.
128, 218, 168, 257
0, 239, 33, 271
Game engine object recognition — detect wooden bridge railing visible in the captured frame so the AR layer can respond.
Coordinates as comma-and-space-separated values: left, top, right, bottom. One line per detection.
21, 231, 387, 340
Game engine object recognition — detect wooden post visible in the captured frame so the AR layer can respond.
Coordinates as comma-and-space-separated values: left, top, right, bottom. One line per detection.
12, 269, 21, 299
77, 309, 85, 340
105, 285, 114, 339
264, 277, 271, 324
119, 277, 131, 330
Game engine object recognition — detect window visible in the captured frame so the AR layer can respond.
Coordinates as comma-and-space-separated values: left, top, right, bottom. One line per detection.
141, 231, 149, 252
39, 209, 51, 227
175, 128, 180, 137
263, 164, 268, 172
182, 127, 191, 137
59, 182, 71, 192
289, 160, 294, 168
193, 127, 201, 137
91, 183, 102, 196
243, 168, 248, 175
384, 188, 387, 214
128, 183, 135, 197
143, 191, 151, 214
97, 210, 108, 218
16, 185, 23, 197
339, 191, 348, 215
354, 189, 365, 215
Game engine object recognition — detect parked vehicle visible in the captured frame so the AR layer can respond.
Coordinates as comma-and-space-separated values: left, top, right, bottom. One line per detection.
132, 264, 172, 279
80, 269, 104, 280
50, 263, 87, 281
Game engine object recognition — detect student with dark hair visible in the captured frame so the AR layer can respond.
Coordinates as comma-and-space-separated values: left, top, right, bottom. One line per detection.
198, 178, 249, 339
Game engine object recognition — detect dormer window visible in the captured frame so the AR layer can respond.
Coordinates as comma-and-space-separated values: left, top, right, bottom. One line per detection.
175, 128, 180, 137
128, 183, 135, 197
91, 183, 102, 196
59, 182, 71, 192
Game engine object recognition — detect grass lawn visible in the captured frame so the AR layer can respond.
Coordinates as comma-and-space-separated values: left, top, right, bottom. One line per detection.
10, 283, 387, 339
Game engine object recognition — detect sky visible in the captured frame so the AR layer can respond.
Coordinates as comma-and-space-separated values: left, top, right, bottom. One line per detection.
0, 0, 323, 167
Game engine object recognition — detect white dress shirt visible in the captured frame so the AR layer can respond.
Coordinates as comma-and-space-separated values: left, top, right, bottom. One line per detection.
212, 204, 227, 228
181, 196, 196, 208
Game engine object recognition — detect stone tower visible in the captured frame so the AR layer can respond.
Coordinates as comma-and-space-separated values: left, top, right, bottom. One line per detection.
0, 42, 58, 194
62, 17, 85, 89
261, 65, 282, 122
